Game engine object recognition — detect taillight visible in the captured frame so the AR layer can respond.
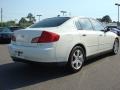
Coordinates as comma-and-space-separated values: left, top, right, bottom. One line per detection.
11, 35, 16, 41
31, 31, 60, 43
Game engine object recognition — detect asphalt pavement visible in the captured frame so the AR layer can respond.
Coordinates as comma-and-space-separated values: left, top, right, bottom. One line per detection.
0, 44, 120, 90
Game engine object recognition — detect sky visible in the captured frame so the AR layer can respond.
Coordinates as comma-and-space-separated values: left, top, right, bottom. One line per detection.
1, 0, 120, 22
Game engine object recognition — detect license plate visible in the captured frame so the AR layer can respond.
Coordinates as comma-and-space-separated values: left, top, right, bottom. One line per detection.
15, 50, 24, 58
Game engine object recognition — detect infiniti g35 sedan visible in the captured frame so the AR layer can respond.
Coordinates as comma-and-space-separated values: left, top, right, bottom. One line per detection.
8, 16, 119, 72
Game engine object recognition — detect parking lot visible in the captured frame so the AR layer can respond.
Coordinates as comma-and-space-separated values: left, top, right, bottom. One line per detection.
0, 43, 120, 90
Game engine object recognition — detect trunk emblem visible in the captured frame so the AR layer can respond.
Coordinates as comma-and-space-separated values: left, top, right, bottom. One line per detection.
21, 35, 24, 38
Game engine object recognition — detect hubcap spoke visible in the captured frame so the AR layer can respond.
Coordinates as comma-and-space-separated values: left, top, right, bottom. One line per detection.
78, 54, 83, 60
71, 49, 84, 70
73, 53, 77, 59
76, 62, 79, 69
76, 50, 80, 56
114, 41, 119, 53
72, 60, 77, 65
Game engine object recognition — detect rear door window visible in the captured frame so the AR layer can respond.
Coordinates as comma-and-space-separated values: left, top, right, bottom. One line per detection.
79, 18, 93, 30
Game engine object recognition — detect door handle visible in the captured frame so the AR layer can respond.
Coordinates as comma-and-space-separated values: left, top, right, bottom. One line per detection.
99, 34, 103, 36
82, 34, 87, 36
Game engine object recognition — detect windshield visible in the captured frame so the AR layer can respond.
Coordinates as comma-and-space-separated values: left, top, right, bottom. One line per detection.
30, 17, 70, 28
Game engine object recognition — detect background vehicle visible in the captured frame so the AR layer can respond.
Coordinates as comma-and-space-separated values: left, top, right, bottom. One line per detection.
106, 26, 120, 36
0, 27, 13, 44
8, 26, 23, 32
8, 17, 119, 72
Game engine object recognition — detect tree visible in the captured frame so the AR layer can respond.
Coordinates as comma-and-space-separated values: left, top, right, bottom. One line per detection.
19, 17, 27, 24
27, 13, 36, 23
0, 22, 7, 27
101, 15, 112, 23
6, 21, 16, 27
18, 17, 31, 28
96, 18, 102, 22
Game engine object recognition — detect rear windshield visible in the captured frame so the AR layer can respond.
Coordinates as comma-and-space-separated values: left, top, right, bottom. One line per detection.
30, 17, 70, 28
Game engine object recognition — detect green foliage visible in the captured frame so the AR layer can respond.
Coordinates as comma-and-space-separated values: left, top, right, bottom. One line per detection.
1, 13, 113, 28
19, 17, 27, 24
0, 13, 36, 28
101, 15, 112, 23
0, 21, 16, 27
0, 22, 7, 27
96, 18, 102, 22
18, 13, 36, 28
6, 21, 16, 26
27, 13, 36, 23
18, 17, 31, 28
19, 22, 32, 28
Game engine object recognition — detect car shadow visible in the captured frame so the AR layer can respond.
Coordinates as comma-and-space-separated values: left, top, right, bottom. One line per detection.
84, 53, 113, 66
0, 42, 11, 44
0, 62, 72, 90
0, 53, 114, 90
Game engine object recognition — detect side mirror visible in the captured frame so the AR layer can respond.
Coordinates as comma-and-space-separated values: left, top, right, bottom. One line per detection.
101, 27, 110, 32
105, 28, 110, 32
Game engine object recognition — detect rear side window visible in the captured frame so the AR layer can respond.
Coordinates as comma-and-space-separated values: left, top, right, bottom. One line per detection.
79, 18, 93, 30
30, 17, 70, 28
75, 20, 82, 30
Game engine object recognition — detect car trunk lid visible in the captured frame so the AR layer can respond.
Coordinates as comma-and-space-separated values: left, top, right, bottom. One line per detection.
12, 28, 59, 46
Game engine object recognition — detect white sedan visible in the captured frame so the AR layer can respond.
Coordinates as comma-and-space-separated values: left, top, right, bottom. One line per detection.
8, 16, 119, 72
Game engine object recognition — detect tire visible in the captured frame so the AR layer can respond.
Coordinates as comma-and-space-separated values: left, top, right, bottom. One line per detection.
67, 46, 85, 72
117, 32, 119, 36
112, 39, 119, 55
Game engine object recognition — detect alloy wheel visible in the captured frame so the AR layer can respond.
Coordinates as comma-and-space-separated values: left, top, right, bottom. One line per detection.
113, 40, 119, 54
71, 49, 84, 70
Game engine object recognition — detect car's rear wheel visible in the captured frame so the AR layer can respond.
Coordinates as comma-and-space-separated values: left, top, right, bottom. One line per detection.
67, 46, 85, 72
112, 39, 119, 55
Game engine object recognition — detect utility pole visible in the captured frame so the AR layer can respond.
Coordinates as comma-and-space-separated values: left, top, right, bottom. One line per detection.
37, 15, 42, 21
115, 3, 120, 26
60, 11, 67, 16
1, 8, 3, 23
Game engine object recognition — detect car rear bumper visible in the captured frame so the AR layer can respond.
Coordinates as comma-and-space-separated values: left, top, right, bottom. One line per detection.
8, 44, 57, 63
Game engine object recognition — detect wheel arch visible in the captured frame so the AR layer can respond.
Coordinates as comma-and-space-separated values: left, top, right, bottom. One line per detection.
115, 37, 119, 43
68, 43, 87, 61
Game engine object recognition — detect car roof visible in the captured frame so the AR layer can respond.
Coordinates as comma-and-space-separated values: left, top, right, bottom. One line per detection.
67, 16, 94, 20
56, 16, 90, 18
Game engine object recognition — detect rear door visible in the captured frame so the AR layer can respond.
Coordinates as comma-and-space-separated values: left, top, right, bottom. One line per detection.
75, 18, 99, 56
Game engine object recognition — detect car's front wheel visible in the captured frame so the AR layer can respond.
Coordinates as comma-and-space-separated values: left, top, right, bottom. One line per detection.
67, 46, 85, 72
112, 39, 119, 55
